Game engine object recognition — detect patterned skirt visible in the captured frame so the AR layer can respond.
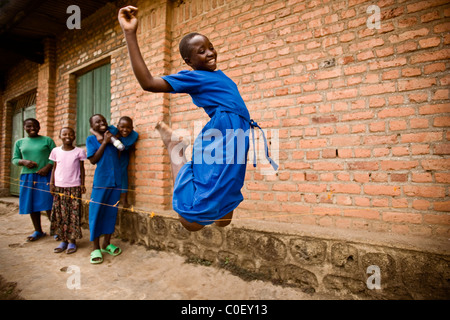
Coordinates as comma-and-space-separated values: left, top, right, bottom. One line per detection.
50, 186, 83, 241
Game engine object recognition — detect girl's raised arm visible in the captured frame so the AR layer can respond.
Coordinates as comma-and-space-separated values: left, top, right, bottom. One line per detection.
118, 6, 172, 93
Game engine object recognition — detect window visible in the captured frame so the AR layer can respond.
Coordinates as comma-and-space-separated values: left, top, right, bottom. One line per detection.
76, 63, 111, 145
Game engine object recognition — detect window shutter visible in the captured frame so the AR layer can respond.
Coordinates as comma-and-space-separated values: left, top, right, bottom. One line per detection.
76, 64, 111, 145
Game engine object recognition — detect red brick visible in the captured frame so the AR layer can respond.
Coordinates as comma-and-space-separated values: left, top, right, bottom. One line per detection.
424, 62, 446, 74
434, 144, 450, 155
401, 132, 442, 143
380, 160, 419, 170
419, 37, 441, 48
331, 136, 361, 146
314, 68, 342, 80
433, 117, 450, 127
412, 172, 433, 183
364, 185, 401, 196
326, 88, 357, 100
422, 159, 450, 170
363, 135, 398, 145
344, 209, 379, 220
382, 212, 422, 224
388, 28, 429, 43
419, 103, 450, 115
344, 64, 367, 75
348, 161, 379, 171
410, 49, 450, 64
342, 111, 374, 121
404, 186, 446, 198
349, 38, 384, 52
436, 173, 450, 183
424, 213, 450, 224
413, 200, 431, 210
297, 93, 323, 104
398, 78, 437, 91
330, 183, 361, 194
369, 57, 407, 70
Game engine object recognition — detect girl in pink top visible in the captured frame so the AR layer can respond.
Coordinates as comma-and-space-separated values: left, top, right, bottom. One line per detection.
49, 127, 87, 254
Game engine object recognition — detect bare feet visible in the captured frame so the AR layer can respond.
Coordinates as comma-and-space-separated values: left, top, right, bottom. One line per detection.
155, 121, 173, 147
215, 211, 234, 228
155, 121, 189, 183
155, 121, 190, 150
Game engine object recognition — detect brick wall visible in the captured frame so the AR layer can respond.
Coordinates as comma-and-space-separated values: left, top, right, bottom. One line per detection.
1, 0, 449, 238
168, 0, 450, 238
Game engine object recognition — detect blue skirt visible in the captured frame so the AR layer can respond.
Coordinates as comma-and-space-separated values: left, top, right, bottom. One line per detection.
120, 151, 130, 194
19, 173, 53, 215
173, 110, 250, 225
88, 187, 121, 240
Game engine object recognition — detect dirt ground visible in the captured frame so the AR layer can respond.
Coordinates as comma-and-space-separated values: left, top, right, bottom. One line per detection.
0, 199, 341, 301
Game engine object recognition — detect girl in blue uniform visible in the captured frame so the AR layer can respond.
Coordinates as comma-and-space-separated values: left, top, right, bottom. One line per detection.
119, 6, 277, 231
108, 116, 139, 208
86, 114, 122, 264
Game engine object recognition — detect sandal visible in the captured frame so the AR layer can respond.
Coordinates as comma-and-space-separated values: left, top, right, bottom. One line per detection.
101, 244, 122, 256
54, 242, 68, 253
90, 249, 103, 264
66, 243, 77, 254
27, 231, 46, 242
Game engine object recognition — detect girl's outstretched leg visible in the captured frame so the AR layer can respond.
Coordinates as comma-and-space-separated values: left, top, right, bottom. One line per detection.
157, 121, 205, 232
155, 121, 189, 184
215, 211, 234, 228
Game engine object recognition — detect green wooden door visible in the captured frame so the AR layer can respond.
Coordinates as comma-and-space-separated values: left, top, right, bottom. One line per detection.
76, 63, 111, 145
10, 104, 36, 195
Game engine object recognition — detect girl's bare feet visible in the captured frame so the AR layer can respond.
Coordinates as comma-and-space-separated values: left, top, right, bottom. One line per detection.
155, 121, 189, 149
155, 121, 173, 147
155, 121, 189, 183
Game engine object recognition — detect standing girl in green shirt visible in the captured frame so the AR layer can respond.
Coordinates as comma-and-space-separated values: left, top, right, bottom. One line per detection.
12, 118, 56, 241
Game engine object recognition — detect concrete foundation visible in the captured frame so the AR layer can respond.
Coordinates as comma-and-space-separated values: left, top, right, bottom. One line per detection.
104, 207, 450, 300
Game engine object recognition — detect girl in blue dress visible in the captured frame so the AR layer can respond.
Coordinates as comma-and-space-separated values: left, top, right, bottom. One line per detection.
86, 114, 122, 264
108, 116, 139, 208
119, 6, 277, 231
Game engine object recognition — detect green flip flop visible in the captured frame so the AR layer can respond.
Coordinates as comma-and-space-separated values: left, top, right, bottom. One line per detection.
90, 249, 103, 264
101, 244, 122, 256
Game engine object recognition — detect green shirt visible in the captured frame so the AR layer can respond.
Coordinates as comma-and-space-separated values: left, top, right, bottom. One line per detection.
12, 136, 56, 174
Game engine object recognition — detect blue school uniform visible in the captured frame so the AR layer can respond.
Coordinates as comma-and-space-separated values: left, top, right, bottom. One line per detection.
86, 135, 121, 240
162, 70, 277, 225
12, 136, 56, 215
108, 125, 138, 193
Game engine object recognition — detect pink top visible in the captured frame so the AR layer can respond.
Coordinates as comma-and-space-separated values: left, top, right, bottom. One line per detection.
49, 146, 87, 187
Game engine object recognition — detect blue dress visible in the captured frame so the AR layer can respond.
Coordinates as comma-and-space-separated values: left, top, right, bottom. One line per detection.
163, 70, 276, 225
86, 135, 122, 240
12, 136, 56, 215
108, 125, 138, 193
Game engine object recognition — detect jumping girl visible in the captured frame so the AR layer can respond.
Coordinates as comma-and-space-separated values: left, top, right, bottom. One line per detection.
118, 6, 277, 231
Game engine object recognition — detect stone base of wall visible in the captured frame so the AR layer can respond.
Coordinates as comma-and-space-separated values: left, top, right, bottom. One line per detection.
0, 189, 12, 197
103, 207, 450, 300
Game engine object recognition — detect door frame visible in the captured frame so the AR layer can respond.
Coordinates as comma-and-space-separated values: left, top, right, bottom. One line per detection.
9, 93, 36, 195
